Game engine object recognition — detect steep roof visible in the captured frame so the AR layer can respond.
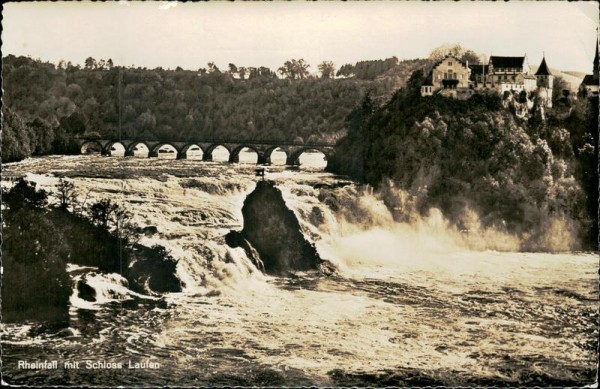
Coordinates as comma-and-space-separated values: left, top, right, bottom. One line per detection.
489, 56, 525, 69
581, 73, 599, 86
535, 57, 551, 76
432, 54, 469, 70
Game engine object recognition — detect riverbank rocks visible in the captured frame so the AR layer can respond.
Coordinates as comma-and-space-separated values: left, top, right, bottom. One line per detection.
126, 245, 182, 294
236, 180, 326, 276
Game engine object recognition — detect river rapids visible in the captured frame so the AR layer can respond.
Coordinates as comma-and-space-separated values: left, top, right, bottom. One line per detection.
1, 153, 597, 386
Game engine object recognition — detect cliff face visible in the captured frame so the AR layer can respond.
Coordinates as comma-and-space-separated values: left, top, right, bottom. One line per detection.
239, 181, 322, 275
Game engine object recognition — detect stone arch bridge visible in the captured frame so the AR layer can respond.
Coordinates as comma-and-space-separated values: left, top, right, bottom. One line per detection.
77, 138, 335, 166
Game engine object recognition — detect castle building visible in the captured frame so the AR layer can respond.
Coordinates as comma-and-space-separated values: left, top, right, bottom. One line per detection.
421, 51, 554, 107
579, 38, 599, 98
487, 55, 537, 93
420, 53, 473, 99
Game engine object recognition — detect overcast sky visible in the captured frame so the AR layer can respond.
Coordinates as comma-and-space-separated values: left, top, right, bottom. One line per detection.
2, 1, 598, 73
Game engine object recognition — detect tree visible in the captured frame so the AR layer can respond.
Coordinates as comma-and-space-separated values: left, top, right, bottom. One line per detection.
84, 57, 95, 70
2, 207, 71, 318
136, 109, 157, 133
3, 178, 49, 211
228, 63, 238, 76
278, 59, 310, 79
406, 68, 425, 95
552, 76, 570, 104
57, 178, 77, 210
113, 206, 137, 244
207, 62, 220, 74
89, 199, 119, 229
107, 58, 114, 69
1, 108, 32, 162
318, 61, 336, 79
336, 64, 355, 78
29, 118, 55, 155
429, 43, 484, 63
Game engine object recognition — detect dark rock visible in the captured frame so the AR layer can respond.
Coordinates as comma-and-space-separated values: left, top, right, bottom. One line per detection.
318, 260, 337, 276
239, 181, 322, 275
125, 245, 182, 294
77, 279, 97, 302
224, 230, 265, 272
313, 181, 352, 190
142, 226, 159, 235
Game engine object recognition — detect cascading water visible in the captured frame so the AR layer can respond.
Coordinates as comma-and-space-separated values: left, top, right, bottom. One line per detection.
1, 154, 597, 386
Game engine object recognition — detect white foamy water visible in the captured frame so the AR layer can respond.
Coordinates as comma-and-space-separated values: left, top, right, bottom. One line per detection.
1, 154, 597, 386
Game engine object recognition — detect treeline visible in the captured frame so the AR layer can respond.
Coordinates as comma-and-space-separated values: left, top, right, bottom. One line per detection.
2, 107, 80, 162
328, 69, 598, 250
1, 55, 419, 163
336, 57, 432, 81
1, 178, 181, 323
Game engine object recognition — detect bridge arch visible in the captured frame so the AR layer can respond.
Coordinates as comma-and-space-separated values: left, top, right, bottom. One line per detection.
125, 141, 150, 158
229, 145, 266, 164
203, 144, 231, 162
104, 141, 126, 156
264, 146, 287, 165
180, 144, 204, 160
150, 142, 180, 158
288, 147, 329, 169
80, 140, 104, 155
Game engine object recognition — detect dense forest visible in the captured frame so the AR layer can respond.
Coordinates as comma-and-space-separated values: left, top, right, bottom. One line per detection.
328, 69, 598, 250
1, 179, 180, 323
1, 55, 428, 163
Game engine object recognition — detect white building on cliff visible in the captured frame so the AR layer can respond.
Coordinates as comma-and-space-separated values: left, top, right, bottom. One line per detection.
421, 52, 554, 107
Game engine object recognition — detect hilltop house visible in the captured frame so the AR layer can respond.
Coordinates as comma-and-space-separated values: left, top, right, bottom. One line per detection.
421, 52, 553, 107
579, 39, 599, 98
486, 55, 538, 93
421, 53, 474, 100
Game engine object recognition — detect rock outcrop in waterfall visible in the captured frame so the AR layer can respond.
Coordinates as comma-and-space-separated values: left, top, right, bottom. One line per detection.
228, 181, 331, 276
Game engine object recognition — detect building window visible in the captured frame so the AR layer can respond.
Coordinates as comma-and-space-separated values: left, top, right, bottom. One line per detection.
448, 62, 452, 66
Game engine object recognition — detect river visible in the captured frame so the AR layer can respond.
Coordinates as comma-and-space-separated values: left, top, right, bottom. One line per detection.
1, 153, 597, 386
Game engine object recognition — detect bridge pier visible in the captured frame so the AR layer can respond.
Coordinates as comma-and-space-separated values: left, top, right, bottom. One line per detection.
202, 152, 213, 161
176, 152, 186, 160
286, 156, 300, 166
124, 149, 135, 157
257, 154, 268, 165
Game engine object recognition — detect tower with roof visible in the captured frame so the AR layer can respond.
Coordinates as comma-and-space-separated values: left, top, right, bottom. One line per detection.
535, 55, 553, 108
535, 55, 553, 88
579, 37, 599, 98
